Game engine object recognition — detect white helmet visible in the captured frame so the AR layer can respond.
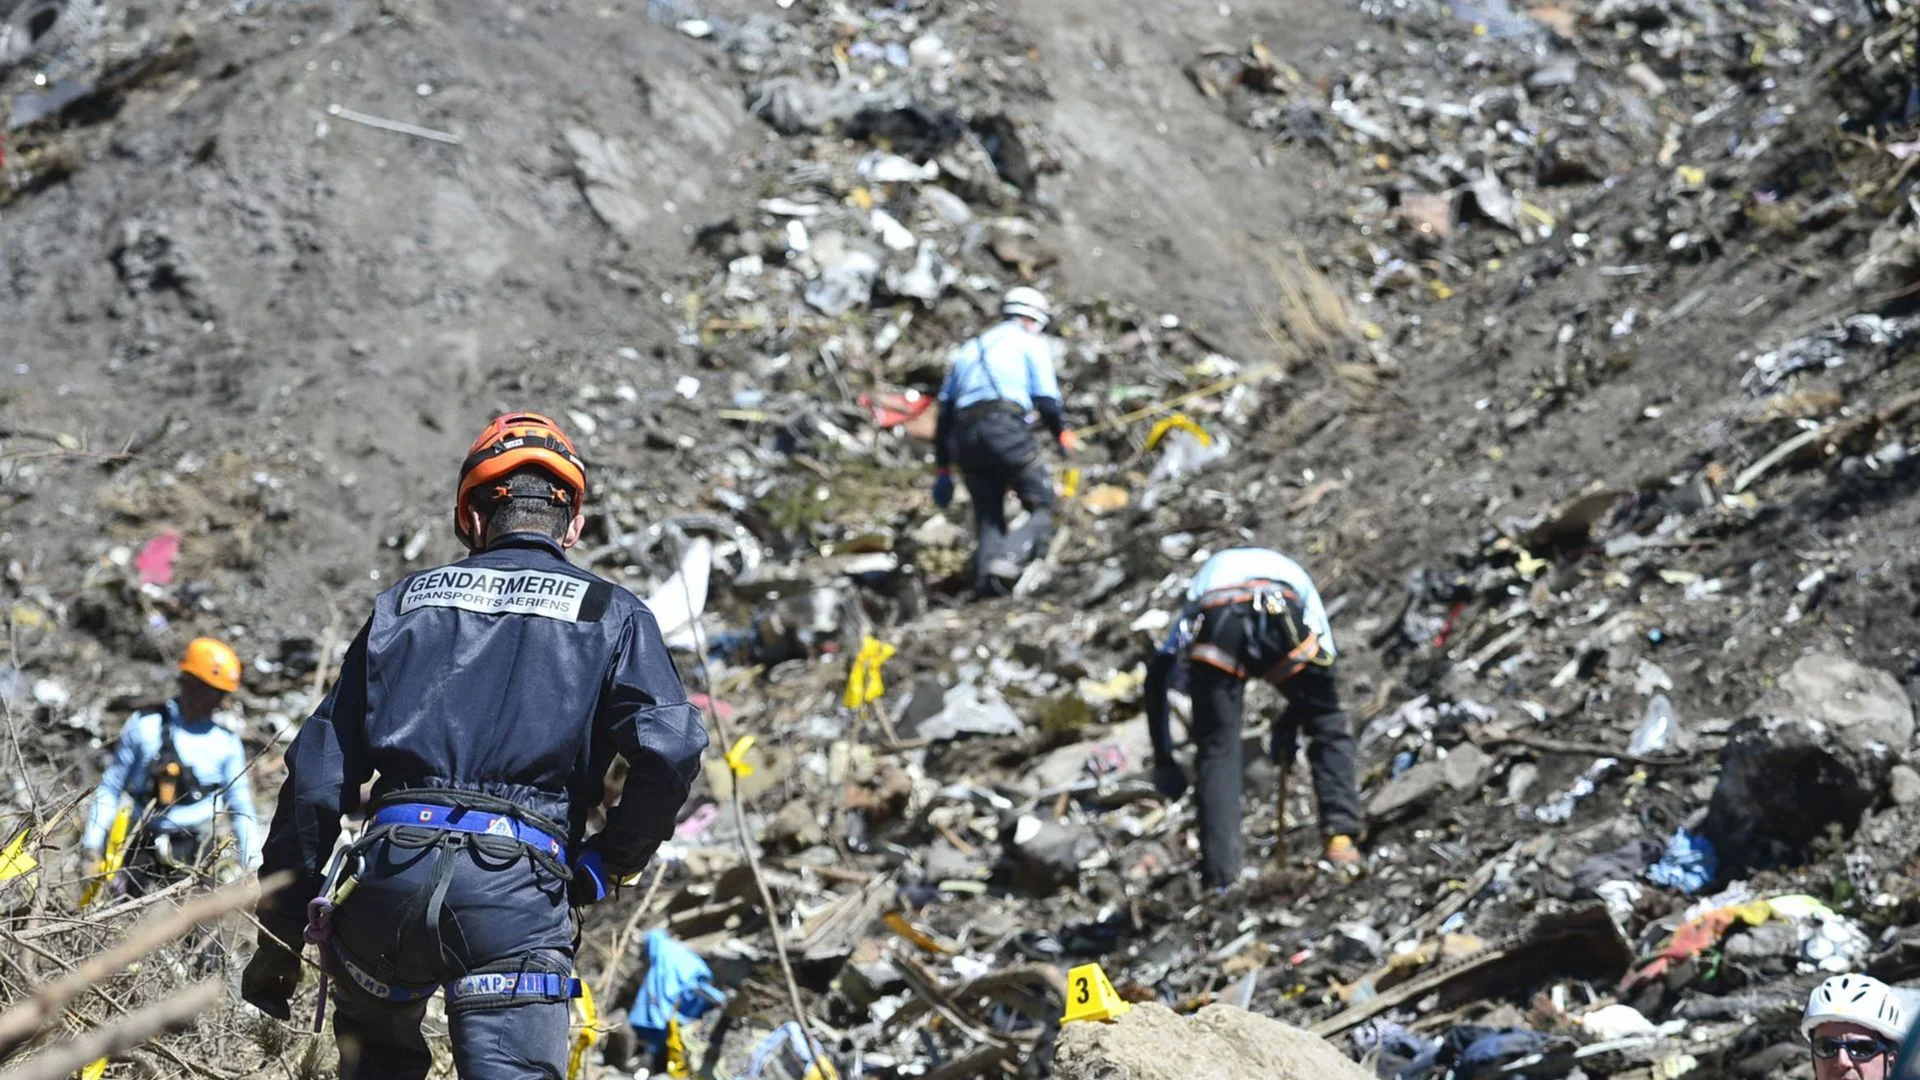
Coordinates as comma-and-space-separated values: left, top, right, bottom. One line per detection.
1802, 974, 1909, 1043
1001, 286, 1051, 328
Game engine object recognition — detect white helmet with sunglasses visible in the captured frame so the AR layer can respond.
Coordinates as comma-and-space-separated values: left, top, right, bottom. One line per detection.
1804, 974, 1908, 1045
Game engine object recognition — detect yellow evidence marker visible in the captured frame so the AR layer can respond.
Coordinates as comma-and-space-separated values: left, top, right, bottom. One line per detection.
1061, 963, 1132, 1024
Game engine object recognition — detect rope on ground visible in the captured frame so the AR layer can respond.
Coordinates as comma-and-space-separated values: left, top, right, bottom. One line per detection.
670, 532, 830, 1070
1075, 364, 1281, 439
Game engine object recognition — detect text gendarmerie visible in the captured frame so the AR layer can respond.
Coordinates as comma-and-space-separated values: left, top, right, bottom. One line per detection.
398, 567, 589, 621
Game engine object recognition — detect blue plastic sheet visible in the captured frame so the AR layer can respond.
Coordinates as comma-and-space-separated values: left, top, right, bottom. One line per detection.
1646, 827, 1717, 893
627, 930, 722, 1050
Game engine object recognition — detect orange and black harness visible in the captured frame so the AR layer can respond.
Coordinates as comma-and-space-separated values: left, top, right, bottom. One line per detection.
1183, 579, 1332, 686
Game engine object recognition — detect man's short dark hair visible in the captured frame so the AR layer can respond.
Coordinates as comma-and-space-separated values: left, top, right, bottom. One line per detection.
482, 467, 575, 539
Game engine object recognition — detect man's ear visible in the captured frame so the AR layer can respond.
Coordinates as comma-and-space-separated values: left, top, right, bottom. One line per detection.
465, 508, 489, 549
561, 512, 586, 549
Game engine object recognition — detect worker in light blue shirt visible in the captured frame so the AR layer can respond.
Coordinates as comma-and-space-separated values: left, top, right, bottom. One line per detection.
83, 637, 258, 893
1183, 548, 1336, 653
1143, 548, 1362, 886
931, 287, 1079, 597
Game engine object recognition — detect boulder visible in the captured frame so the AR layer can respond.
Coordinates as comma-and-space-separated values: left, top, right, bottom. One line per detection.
1701, 653, 1914, 871
1766, 653, 1915, 752
1054, 1002, 1372, 1080
1368, 760, 1447, 820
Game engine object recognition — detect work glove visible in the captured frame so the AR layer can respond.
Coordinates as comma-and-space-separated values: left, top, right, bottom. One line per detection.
570, 850, 611, 907
240, 934, 303, 1021
1152, 759, 1189, 800
931, 470, 955, 509
1057, 430, 1080, 455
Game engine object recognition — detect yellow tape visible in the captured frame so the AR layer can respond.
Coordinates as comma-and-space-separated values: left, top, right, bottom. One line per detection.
725, 736, 757, 779
666, 1017, 690, 1078
1058, 466, 1082, 500
842, 636, 896, 710
1143, 413, 1213, 452
0, 828, 37, 884
567, 980, 599, 1080
79, 806, 132, 909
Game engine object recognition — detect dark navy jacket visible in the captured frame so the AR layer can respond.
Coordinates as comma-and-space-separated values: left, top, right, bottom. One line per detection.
258, 533, 707, 940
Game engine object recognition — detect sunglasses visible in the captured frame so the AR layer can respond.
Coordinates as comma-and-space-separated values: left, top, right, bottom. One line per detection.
1812, 1036, 1894, 1062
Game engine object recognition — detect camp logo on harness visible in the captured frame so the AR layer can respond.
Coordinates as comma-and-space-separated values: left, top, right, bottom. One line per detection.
454, 973, 525, 997
343, 960, 395, 999
398, 567, 589, 621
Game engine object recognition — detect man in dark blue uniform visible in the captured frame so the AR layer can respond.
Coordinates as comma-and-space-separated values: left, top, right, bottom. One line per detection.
242, 412, 707, 1080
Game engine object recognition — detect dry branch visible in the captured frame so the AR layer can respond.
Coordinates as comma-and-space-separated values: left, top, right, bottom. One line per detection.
0, 979, 221, 1080
0, 872, 287, 1056
14, 879, 196, 942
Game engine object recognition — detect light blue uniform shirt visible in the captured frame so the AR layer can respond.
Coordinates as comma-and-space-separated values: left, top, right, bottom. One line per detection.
1184, 547, 1337, 656
83, 700, 258, 864
938, 320, 1061, 411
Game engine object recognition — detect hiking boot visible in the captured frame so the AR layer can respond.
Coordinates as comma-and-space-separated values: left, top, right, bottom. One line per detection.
1323, 834, 1363, 876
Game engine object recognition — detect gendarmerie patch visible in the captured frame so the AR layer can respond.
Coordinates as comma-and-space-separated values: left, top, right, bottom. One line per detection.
398, 567, 603, 622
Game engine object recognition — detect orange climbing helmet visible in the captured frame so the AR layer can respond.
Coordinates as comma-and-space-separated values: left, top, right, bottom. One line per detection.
453, 412, 589, 547
179, 637, 242, 693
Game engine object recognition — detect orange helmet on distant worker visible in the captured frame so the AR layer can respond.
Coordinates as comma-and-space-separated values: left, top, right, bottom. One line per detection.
453, 412, 589, 548
179, 637, 242, 693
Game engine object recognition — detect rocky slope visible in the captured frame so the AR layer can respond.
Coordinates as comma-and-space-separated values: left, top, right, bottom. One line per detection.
6, 0, 1920, 1075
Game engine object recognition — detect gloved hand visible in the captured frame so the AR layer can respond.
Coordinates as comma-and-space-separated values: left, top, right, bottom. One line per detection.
931, 470, 955, 509
240, 935, 302, 1021
570, 850, 610, 907
1152, 759, 1189, 800
1057, 430, 1081, 455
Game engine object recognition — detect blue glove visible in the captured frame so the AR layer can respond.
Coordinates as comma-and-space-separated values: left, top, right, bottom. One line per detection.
932, 471, 955, 508
570, 850, 609, 906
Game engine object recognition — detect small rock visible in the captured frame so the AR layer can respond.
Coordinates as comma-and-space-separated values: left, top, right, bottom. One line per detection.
1506, 761, 1540, 803
1892, 765, 1920, 806
1442, 742, 1493, 791
31, 679, 68, 707
763, 798, 826, 852
1397, 192, 1454, 239
1623, 61, 1668, 96
909, 514, 968, 548
1369, 760, 1447, 819
1526, 57, 1580, 89
565, 127, 651, 238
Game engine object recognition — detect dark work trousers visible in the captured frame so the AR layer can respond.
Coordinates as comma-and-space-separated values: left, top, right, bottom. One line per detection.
124, 822, 210, 896
325, 833, 575, 1080
953, 404, 1055, 598
1187, 603, 1362, 888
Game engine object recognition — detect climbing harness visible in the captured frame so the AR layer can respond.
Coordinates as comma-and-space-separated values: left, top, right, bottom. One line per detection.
301, 792, 583, 1031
